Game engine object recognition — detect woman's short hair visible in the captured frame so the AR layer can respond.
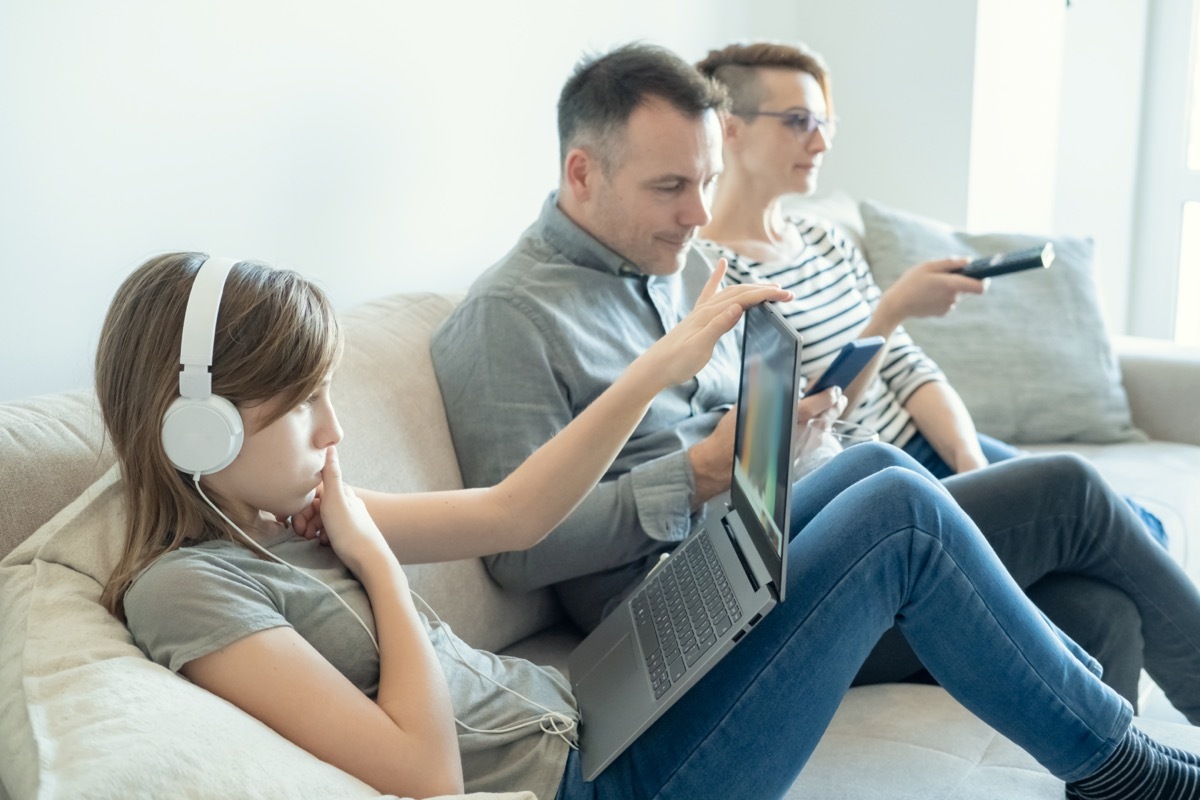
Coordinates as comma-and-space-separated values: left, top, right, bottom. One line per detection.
695, 42, 833, 118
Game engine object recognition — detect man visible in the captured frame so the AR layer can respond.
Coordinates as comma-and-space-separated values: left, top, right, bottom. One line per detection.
431, 43, 1200, 718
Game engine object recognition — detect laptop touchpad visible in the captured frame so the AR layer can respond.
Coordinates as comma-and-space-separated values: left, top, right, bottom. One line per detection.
577, 634, 646, 708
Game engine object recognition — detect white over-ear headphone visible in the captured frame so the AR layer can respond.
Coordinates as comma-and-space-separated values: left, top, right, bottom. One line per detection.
161, 256, 245, 477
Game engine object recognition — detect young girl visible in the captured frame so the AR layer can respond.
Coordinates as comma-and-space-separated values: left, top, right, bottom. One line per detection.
98, 252, 1200, 800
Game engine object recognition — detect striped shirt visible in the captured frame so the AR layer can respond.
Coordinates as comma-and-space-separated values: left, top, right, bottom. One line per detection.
698, 217, 945, 448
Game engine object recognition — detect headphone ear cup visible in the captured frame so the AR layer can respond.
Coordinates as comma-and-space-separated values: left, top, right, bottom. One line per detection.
162, 394, 245, 475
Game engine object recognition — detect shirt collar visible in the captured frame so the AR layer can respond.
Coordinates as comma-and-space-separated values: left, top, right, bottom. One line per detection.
536, 192, 644, 277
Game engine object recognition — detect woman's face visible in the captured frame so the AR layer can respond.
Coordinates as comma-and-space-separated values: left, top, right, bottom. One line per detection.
203, 377, 343, 526
731, 68, 832, 198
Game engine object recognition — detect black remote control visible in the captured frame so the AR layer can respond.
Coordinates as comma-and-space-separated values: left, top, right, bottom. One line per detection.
956, 243, 1055, 279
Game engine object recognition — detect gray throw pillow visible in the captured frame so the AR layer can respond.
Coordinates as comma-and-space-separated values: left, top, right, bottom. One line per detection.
859, 199, 1144, 444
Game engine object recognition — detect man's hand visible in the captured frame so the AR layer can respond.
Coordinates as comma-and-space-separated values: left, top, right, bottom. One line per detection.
687, 405, 739, 508
873, 257, 985, 330
688, 386, 846, 509
797, 386, 847, 429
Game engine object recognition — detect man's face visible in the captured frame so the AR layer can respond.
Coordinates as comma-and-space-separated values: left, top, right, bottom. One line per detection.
581, 99, 722, 276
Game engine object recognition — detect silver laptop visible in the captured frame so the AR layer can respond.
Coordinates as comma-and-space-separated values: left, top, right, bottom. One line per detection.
569, 301, 802, 780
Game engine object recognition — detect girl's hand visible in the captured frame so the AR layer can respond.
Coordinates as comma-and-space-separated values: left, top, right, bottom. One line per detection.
645, 259, 793, 387
317, 446, 393, 577
292, 492, 329, 545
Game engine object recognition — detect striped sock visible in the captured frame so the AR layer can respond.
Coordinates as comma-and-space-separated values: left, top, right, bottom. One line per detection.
1135, 727, 1200, 770
1066, 727, 1200, 799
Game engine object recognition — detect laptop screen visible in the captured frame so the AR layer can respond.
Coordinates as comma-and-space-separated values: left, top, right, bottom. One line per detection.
730, 302, 801, 597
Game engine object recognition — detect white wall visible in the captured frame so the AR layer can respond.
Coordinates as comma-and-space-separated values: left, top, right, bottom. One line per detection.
780, 0, 981, 227
0, 0, 748, 401
0, 1, 1151, 401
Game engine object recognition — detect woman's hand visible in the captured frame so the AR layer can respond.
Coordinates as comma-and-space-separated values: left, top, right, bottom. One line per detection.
643, 259, 792, 387
874, 257, 985, 330
316, 446, 395, 577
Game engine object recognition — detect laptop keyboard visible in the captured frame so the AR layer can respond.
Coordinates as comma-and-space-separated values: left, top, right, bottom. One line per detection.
631, 534, 743, 699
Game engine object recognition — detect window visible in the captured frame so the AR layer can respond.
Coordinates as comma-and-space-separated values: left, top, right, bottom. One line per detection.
1131, 0, 1200, 344
1181, 10, 1200, 344
1179, 201, 1200, 344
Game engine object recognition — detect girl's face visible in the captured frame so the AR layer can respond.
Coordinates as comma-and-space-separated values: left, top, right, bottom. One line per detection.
202, 377, 343, 526
730, 68, 832, 198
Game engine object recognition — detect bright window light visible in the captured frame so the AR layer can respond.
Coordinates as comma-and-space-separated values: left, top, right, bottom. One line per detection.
1190, 4, 1200, 171
1177, 202, 1200, 345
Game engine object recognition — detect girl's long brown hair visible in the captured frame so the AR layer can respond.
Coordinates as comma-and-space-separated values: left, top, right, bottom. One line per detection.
95, 252, 341, 620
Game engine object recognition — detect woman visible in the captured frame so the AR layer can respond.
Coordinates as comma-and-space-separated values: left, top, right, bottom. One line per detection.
694, 42, 1166, 547
99, 252, 1197, 799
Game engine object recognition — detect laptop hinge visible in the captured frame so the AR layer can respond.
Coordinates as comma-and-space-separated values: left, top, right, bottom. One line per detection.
722, 517, 773, 593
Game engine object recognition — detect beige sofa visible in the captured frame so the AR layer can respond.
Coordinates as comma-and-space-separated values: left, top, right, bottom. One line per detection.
3, 288, 1200, 800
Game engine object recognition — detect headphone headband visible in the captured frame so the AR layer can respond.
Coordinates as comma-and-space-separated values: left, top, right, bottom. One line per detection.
162, 255, 245, 476
178, 256, 240, 399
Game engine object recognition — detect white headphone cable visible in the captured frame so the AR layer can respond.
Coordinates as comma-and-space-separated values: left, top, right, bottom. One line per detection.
406, 588, 578, 745
193, 476, 577, 747
193, 476, 380, 650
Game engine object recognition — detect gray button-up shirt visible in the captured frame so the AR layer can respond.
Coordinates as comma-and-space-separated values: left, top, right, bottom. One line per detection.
431, 193, 742, 631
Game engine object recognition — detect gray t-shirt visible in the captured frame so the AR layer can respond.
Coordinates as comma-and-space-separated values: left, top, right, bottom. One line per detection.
124, 530, 577, 799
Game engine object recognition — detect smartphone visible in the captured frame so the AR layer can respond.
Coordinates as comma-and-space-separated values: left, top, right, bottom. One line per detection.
804, 336, 886, 397
955, 243, 1055, 279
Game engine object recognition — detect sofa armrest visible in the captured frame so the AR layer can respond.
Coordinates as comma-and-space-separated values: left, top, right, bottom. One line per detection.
1116, 335, 1200, 446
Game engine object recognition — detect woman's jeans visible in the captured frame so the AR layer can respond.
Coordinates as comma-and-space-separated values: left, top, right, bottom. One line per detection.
902, 430, 1168, 546
557, 445, 1136, 800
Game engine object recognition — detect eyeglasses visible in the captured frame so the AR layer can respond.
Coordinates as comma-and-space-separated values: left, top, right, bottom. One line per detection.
739, 109, 837, 140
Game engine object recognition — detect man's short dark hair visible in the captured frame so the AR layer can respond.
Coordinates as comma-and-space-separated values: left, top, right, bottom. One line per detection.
557, 43, 728, 173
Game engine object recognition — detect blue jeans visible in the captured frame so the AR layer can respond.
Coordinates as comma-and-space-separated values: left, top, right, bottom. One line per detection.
558, 445, 1132, 800
902, 430, 1168, 546
856, 441, 1196, 715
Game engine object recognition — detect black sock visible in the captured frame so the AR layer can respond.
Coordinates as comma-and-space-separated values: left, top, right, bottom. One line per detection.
1066, 726, 1200, 799
1135, 727, 1200, 770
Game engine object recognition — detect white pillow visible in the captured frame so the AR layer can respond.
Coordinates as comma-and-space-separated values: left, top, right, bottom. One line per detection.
859, 200, 1144, 444
0, 470, 533, 800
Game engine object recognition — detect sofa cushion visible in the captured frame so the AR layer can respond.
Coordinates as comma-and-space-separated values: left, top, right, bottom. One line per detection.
858, 199, 1143, 445
333, 292, 565, 653
0, 389, 112, 561
1116, 335, 1200, 447
0, 470, 384, 799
